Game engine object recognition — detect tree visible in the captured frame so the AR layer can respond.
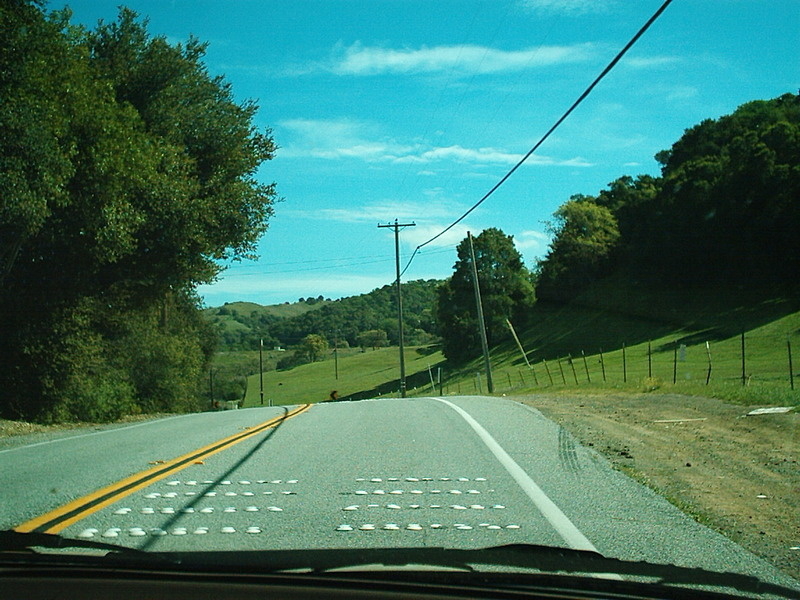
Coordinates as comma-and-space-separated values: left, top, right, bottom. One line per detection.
536, 198, 620, 300
436, 228, 536, 362
0, 3, 277, 422
301, 334, 329, 363
357, 329, 388, 350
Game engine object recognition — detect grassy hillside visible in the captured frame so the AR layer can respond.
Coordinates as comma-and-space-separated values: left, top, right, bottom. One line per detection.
240, 346, 445, 406
445, 286, 800, 406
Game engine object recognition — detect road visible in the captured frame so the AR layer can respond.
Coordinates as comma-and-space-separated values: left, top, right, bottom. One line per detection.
2, 395, 799, 594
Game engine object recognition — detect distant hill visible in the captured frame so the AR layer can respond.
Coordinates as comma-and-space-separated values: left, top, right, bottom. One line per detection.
204, 279, 442, 351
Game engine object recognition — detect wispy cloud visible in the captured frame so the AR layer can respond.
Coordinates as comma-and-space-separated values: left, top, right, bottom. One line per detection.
624, 55, 680, 69
520, 0, 617, 15
329, 42, 596, 76
514, 229, 550, 253
279, 118, 592, 167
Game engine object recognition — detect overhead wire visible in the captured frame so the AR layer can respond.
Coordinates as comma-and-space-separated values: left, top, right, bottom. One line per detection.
399, 0, 674, 279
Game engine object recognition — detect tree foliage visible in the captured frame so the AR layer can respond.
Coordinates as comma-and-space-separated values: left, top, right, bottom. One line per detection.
536, 92, 800, 300
436, 229, 536, 362
0, 3, 277, 422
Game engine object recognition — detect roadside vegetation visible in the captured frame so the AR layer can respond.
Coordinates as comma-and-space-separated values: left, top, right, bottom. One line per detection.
2, 0, 796, 425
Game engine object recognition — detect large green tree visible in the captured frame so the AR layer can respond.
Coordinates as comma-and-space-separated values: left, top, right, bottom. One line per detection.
536, 197, 621, 300
0, 3, 277, 422
436, 228, 536, 362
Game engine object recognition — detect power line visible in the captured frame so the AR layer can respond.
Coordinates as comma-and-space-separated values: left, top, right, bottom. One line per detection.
400, 0, 674, 278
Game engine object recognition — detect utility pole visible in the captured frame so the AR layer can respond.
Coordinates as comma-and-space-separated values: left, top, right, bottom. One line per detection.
468, 231, 494, 394
378, 219, 415, 397
259, 338, 264, 405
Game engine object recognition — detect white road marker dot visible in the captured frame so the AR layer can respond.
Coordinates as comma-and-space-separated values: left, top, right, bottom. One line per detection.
407, 524, 423, 531
383, 524, 400, 530
360, 524, 376, 531
506, 525, 521, 529
221, 527, 236, 534
245, 506, 259, 512
172, 528, 188, 535
166, 481, 180, 486
113, 508, 131, 515
129, 528, 146, 537
194, 527, 209, 535
141, 507, 155, 514
78, 529, 98, 538
267, 506, 283, 512
200, 507, 214, 513
149, 528, 167, 536
336, 525, 353, 531
246, 527, 261, 534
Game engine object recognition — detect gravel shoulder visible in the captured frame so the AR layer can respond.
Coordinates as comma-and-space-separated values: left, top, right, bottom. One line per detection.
514, 392, 799, 580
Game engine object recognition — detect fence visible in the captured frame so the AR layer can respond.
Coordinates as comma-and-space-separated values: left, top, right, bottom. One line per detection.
431, 331, 800, 397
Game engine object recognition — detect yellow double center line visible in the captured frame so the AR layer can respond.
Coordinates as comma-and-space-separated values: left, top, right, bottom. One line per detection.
15, 404, 311, 534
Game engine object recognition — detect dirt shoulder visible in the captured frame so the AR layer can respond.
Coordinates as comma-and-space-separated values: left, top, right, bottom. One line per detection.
514, 393, 799, 581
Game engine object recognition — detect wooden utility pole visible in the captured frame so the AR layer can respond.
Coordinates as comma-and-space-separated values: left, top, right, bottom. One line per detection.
378, 219, 415, 397
467, 231, 494, 394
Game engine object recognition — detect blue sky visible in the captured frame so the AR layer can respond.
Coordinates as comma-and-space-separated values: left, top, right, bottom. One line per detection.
52, 0, 799, 306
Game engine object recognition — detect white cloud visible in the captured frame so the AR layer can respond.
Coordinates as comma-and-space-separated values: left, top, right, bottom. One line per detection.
514, 229, 550, 253
624, 55, 680, 69
520, 0, 616, 15
330, 42, 596, 76
279, 119, 592, 168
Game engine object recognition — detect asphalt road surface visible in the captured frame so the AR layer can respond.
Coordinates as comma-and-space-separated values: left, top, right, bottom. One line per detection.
3, 396, 799, 595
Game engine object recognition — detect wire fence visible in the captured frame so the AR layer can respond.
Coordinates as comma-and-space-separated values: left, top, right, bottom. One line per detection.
429, 331, 800, 397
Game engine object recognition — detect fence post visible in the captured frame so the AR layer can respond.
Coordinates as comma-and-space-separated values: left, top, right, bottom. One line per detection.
788, 339, 795, 391
543, 359, 554, 385
673, 342, 678, 384
622, 343, 627, 383
705, 341, 712, 385
599, 348, 607, 382
741, 332, 746, 386
557, 358, 566, 384
647, 341, 652, 379
506, 372, 512, 389
582, 350, 591, 383
568, 354, 578, 384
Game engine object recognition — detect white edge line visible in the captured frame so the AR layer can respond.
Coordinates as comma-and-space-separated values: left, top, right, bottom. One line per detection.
431, 397, 598, 552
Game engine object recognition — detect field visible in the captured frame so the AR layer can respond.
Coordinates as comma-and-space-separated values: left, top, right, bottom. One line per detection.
240, 346, 445, 407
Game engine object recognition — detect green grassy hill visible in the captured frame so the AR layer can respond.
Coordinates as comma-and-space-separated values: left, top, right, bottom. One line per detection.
240, 346, 444, 406
446, 286, 800, 406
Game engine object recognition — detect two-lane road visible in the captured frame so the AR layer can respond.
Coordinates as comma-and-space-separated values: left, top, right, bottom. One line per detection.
3, 396, 798, 594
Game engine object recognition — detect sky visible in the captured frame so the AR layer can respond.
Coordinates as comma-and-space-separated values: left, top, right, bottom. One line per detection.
50, 0, 799, 306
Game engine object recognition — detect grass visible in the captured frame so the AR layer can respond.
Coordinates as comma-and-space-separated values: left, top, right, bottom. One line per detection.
240, 346, 445, 407
440, 296, 800, 407
214, 284, 800, 409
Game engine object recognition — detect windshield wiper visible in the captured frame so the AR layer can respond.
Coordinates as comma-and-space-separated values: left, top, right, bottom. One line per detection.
162, 544, 799, 599
0, 530, 177, 566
